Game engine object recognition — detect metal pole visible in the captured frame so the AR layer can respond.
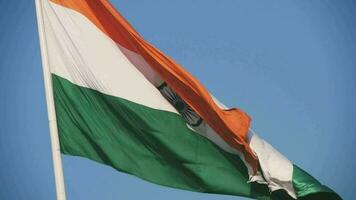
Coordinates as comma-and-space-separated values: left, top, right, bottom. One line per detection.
34, 0, 67, 199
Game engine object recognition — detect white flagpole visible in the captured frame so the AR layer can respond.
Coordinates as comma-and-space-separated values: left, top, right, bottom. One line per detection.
35, 0, 67, 199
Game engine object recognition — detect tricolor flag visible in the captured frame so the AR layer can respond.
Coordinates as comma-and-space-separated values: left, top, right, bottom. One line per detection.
35, 0, 341, 199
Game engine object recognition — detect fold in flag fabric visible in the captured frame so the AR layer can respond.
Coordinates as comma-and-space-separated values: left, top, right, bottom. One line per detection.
37, 0, 341, 199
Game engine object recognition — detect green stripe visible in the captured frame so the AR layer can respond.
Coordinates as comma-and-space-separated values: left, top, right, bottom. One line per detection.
52, 74, 340, 199
267, 165, 342, 200
292, 165, 342, 200
52, 74, 271, 199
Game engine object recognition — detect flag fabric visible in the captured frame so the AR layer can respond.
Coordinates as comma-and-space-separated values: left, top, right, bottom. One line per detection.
37, 0, 341, 199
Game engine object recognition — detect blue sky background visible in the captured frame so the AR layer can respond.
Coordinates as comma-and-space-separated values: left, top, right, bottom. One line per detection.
0, 0, 355, 199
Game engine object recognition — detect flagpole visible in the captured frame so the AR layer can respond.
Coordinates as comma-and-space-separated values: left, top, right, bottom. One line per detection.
35, 0, 67, 199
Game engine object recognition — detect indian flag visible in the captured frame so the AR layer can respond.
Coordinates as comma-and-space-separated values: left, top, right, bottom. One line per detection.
36, 0, 341, 199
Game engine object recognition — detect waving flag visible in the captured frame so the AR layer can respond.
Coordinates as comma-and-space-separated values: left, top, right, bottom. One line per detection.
36, 0, 341, 199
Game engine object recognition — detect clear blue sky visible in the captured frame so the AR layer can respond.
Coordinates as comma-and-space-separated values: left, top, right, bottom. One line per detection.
0, 0, 355, 199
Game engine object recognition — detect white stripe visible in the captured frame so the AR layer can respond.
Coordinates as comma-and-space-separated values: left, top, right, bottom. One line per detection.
42, 1, 177, 114
212, 97, 296, 197
249, 130, 296, 198
118, 45, 164, 87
